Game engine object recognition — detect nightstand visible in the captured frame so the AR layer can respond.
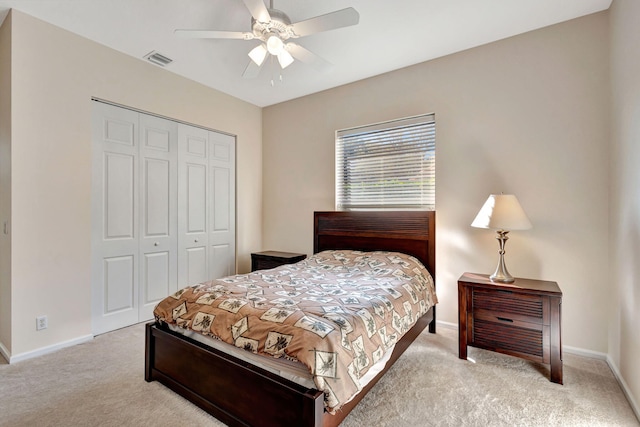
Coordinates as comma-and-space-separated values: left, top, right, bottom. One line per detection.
458, 272, 563, 384
251, 251, 307, 272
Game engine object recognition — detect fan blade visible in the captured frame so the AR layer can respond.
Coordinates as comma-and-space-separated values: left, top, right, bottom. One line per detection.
286, 43, 332, 72
290, 7, 359, 37
175, 30, 254, 40
242, 0, 271, 23
242, 59, 264, 79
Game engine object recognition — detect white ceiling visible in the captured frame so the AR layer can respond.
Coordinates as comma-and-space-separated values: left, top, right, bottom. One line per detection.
0, 0, 612, 107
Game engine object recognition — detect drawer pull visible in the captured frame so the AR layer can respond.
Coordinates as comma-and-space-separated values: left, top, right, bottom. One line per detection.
496, 316, 514, 323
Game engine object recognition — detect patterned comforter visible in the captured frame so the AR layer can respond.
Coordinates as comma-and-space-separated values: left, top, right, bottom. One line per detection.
153, 250, 437, 413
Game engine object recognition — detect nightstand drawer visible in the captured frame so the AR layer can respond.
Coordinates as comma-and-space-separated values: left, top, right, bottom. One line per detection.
472, 288, 545, 324
473, 318, 547, 360
473, 309, 544, 330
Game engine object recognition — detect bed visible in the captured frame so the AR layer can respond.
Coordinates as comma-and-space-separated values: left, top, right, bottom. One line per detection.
145, 210, 436, 427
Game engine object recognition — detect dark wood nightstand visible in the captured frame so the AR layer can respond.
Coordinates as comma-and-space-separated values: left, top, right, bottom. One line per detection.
251, 251, 307, 272
458, 272, 563, 384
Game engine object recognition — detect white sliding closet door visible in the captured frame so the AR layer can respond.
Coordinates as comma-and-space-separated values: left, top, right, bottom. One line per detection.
209, 131, 236, 279
91, 103, 141, 334
138, 113, 178, 321
92, 101, 236, 335
178, 124, 210, 286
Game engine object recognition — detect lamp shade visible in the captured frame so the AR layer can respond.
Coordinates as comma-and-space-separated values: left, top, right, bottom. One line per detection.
471, 194, 532, 231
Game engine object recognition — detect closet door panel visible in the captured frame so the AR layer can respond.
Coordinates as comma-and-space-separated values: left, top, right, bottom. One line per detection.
139, 113, 178, 320
183, 163, 208, 285
92, 102, 140, 335
104, 153, 135, 239
187, 164, 207, 232
143, 159, 170, 235
144, 251, 170, 302
210, 244, 232, 279
103, 256, 135, 313
209, 132, 236, 279
187, 247, 209, 285
212, 167, 230, 231
178, 124, 210, 288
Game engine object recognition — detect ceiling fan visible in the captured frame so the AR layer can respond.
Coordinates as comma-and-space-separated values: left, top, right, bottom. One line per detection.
175, 0, 359, 78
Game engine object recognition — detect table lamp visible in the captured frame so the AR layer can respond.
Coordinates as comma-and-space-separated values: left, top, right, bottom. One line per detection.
471, 194, 532, 283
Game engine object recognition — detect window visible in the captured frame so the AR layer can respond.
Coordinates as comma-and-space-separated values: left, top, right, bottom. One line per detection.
336, 114, 435, 210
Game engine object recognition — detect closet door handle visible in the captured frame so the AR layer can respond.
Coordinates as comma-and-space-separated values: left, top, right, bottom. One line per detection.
154, 242, 159, 246
194, 239, 199, 243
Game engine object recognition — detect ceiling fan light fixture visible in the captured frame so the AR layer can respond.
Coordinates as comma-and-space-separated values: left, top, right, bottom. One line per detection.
277, 49, 294, 69
266, 33, 284, 55
248, 44, 268, 66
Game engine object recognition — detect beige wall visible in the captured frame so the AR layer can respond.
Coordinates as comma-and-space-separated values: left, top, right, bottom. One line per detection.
263, 13, 611, 353
609, 0, 640, 415
0, 12, 11, 357
6, 10, 262, 357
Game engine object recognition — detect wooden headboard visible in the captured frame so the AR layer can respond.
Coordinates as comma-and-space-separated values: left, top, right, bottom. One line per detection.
313, 211, 436, 278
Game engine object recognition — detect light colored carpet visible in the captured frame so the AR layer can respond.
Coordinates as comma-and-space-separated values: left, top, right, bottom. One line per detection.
0, 324, 637, 427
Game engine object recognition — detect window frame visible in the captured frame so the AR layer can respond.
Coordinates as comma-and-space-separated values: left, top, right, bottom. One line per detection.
335, 113, 435, 211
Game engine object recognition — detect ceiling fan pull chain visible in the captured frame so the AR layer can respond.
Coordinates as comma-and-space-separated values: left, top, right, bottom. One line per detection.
270, 73, 283, 87
270, 56, 275, 86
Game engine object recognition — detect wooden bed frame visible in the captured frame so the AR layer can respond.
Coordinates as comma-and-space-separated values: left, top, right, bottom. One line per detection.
145, 210, 436, 427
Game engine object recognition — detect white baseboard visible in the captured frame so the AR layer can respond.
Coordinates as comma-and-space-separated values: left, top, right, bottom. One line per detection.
563, 345, 607, 360
436, 320, 457, 330
7, 334, 93, 364
606, 355, 640, 423
0, 340, 10, 363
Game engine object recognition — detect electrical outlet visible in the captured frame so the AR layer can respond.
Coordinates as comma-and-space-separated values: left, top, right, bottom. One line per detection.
36, 315, 48, 331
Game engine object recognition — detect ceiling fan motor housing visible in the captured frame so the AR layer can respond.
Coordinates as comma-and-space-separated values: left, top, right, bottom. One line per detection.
251, 9, 295, 41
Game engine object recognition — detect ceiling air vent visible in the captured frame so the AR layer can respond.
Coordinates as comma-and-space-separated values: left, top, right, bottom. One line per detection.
143, 51, 173, 67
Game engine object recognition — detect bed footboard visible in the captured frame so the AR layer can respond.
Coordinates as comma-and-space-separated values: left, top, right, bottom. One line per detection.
145, 322, 324, 427
145, 305, 433, 427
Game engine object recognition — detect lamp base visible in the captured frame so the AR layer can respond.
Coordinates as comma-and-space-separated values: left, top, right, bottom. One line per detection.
490, 230, 515, 283
490, 272, 515, 283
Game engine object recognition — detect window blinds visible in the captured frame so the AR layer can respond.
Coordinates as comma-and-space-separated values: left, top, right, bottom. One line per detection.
336, 114, 435, 210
